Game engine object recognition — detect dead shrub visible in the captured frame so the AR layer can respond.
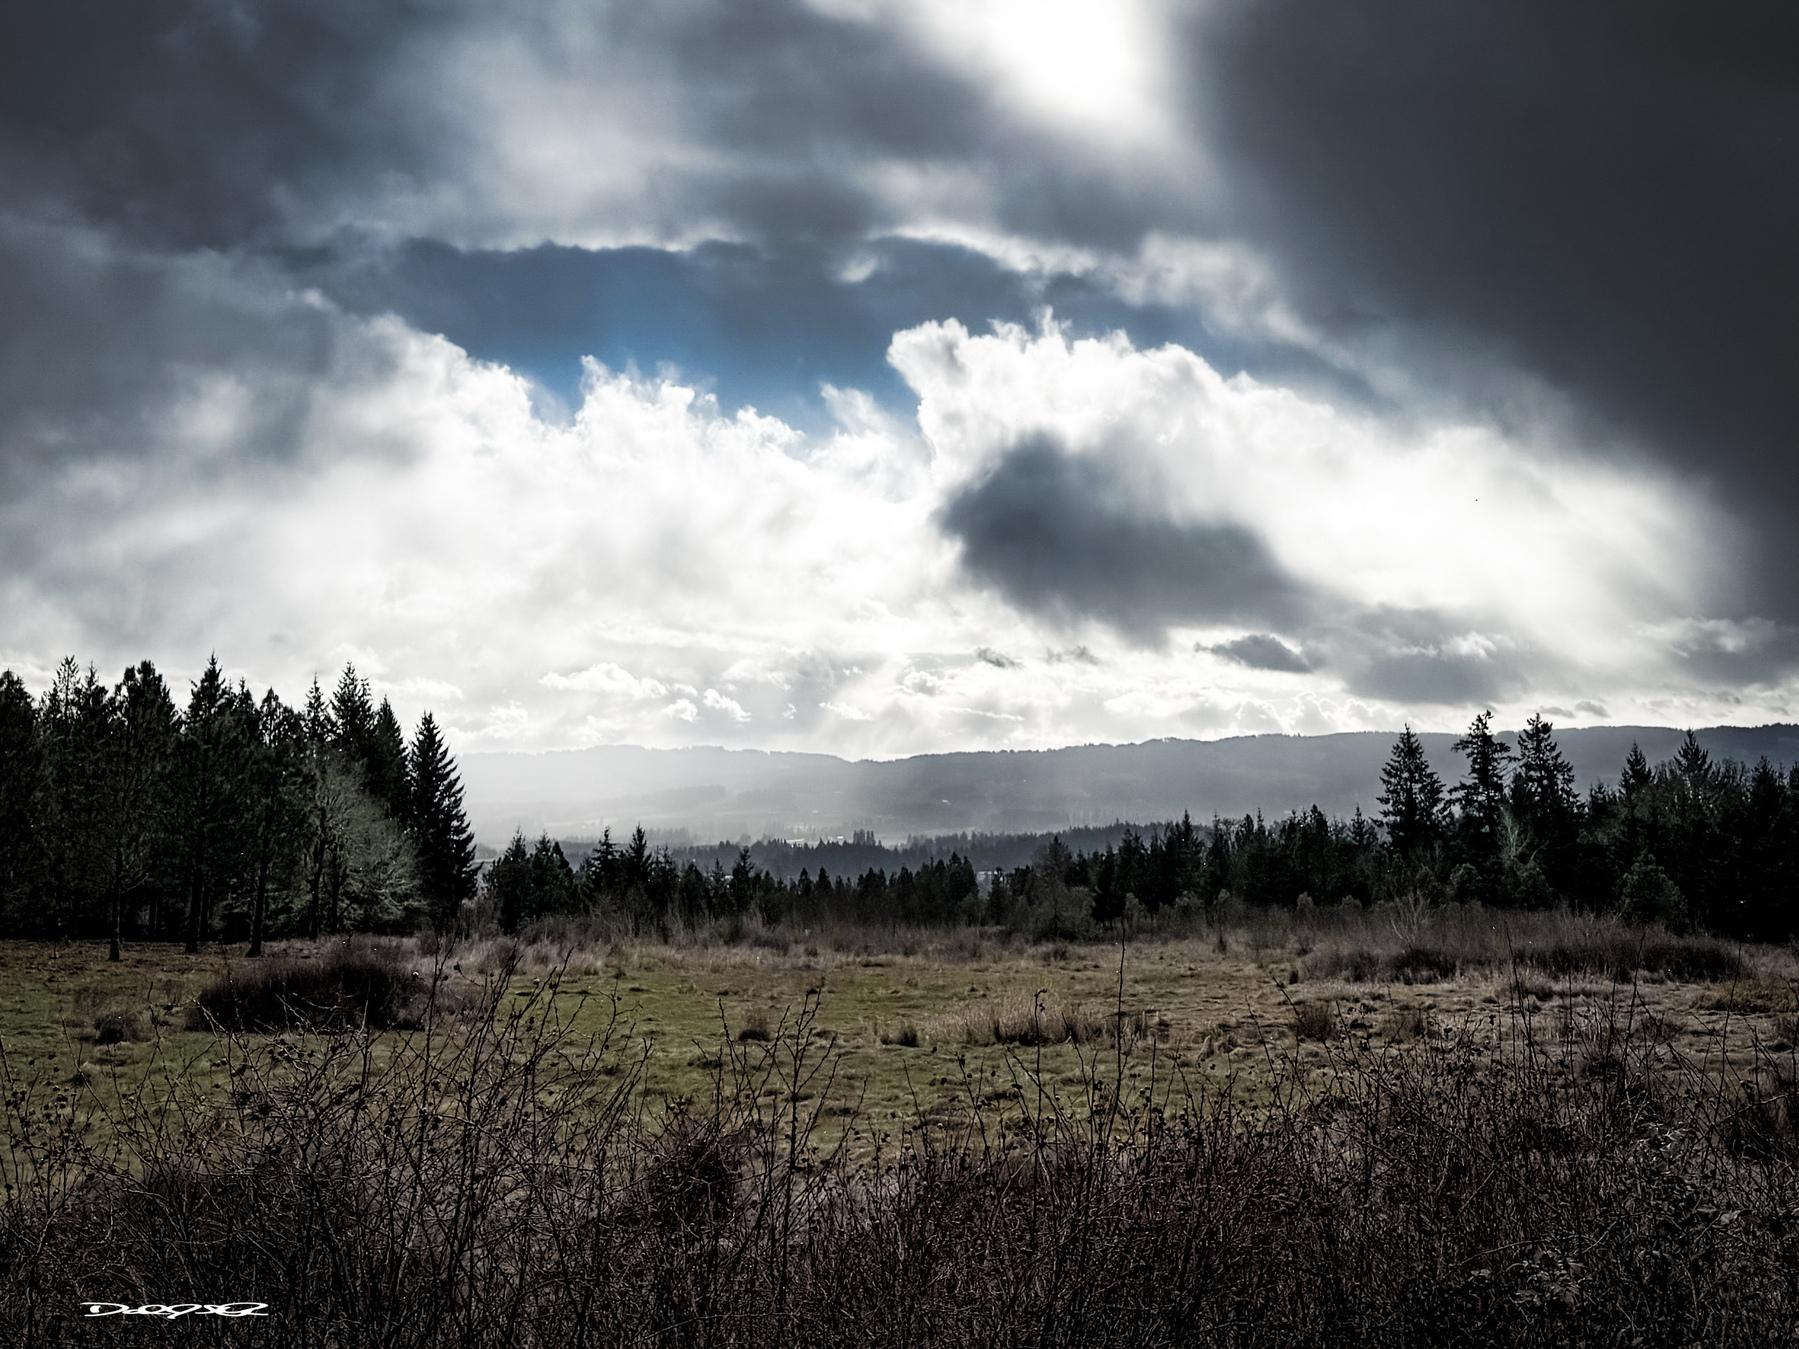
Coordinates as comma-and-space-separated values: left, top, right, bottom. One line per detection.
7, 978, 1799, 1348
1380, 1006, 1430, 1041
89, 1000, 149, 1045
189, 938, 419, 1032
1294, 1001, 1336, 1042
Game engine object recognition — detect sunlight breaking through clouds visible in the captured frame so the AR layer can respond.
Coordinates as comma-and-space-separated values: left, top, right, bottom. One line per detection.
0, 267, 1777, 753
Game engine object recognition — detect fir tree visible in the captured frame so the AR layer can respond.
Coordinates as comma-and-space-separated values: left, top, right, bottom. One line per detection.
330, 665, 376, 774
102, 662, 177, 960
0, 672, 44, 933
168, 657, 257, 953
1675, 730, 1713, 789
1450, 710, 1513, 877
1378, 726, 1448, 860
368, 698, 410, 823
301, 677, 337, 748
1509, 713, 1581, 902
408, 712, 476, 930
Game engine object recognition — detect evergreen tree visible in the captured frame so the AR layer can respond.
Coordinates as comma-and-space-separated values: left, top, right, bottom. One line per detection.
1378, 726, 1448, 861
0, 671, 44, 932
330, 665, 376, 776
40, 659, 111, 937
1510, 714, 1581, 899
1451, 712, 1512, 841
530, 835, 576, 917
368, 698, 411, 823
488, 832, 534, 932
301, 677, 336, 747
1674, 730, 1713, 788
408, 713, 476, 930
168, 658, 257, 953
245, 689, 308, 956
100, 662, 177, 959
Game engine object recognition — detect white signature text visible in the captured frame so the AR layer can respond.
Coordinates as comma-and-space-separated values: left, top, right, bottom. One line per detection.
83, 1302, 270, 1319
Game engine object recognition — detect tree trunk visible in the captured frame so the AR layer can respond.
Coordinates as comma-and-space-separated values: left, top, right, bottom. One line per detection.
249, 850, 270, 957
184, 865, 202, 955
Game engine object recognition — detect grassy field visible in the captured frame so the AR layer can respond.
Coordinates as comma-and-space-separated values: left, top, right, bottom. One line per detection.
4, 908, 1799, 1346
4, 903, 1793, 1153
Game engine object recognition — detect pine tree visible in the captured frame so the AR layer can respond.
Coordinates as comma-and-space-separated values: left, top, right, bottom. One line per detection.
1378, 726, 1448, 860
301, 677, 336, 748
101, 662, 177, 959
330, 665, 376, 775
1512, 714, 1578, 827
1675, 730, 1713, 790
488, 832, 534, 933
40, 659, 111, 937
168, 657, 257, 953
408, 713, 476, 930
245, 688, 307, 956
1450, 710, 1513, 874
1509, 713, 1580, 903
0, 671, 45, 933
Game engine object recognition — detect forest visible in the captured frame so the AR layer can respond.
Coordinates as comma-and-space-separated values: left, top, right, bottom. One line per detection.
4, 654, 1797, 948
493, 711, 1798, 943
0, 657, 477, 953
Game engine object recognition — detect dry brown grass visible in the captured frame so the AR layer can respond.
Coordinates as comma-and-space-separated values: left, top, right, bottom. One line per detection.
6, 947, 1799, 1347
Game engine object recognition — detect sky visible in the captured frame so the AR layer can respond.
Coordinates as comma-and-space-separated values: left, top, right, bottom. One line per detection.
2, 0, 1797, 756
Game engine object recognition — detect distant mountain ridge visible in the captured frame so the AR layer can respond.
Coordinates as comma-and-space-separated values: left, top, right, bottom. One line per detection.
458, 725, 1799, 845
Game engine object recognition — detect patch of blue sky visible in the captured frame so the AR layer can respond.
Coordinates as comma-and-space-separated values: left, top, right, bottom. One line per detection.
296, 236, 1351, 434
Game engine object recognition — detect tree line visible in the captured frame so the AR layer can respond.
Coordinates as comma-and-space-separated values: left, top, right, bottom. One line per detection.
0, 657, 477, 955
5, 668, 1793, 948
485, 714, 1797, 943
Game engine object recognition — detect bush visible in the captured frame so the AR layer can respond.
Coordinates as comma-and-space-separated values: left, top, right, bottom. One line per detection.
1294, 1000, 1336, 1041
190, 938, 420, 1032
9, 984, 1799, 1348
880, 1021, 920, 1047
91, 1002, 148, 1045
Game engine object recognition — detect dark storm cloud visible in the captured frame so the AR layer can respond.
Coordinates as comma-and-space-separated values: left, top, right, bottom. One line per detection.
1193, 0, 1799, 615
0, 1, 438, 250
0, 0, 1180, 257
938, 435, 1312, 642
0, 217, 346, 499
1206, 634, 1310, 674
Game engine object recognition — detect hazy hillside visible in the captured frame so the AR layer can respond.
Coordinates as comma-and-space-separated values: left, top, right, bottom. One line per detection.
460, 725, 1799, 844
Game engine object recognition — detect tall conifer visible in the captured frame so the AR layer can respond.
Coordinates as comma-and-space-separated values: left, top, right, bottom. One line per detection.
1378, 726, 1448, 860
408, 713, 476, 930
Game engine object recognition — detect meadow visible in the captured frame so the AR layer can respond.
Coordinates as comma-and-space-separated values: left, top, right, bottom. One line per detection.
3, 905, 1797, 1345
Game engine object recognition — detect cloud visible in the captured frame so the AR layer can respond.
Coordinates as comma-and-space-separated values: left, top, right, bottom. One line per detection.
940, 434, 1310, 641
1207, 634, 1309, 674
0, 281, 1777, 753
540, 663, 669, 700
5, 2, 1799, 750
1190, 0, 1799, 614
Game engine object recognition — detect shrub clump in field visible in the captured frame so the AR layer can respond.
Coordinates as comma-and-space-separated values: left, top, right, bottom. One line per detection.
880, 1021, 920, 1048
190, 939, 424, 1032
1293, 1001, 1336, 1042
91, 1002, 149, 1045
1380, 1006, 1430, 1041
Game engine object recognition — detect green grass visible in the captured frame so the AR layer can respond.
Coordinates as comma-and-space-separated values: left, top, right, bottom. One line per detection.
3, 910, 1793, 1160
